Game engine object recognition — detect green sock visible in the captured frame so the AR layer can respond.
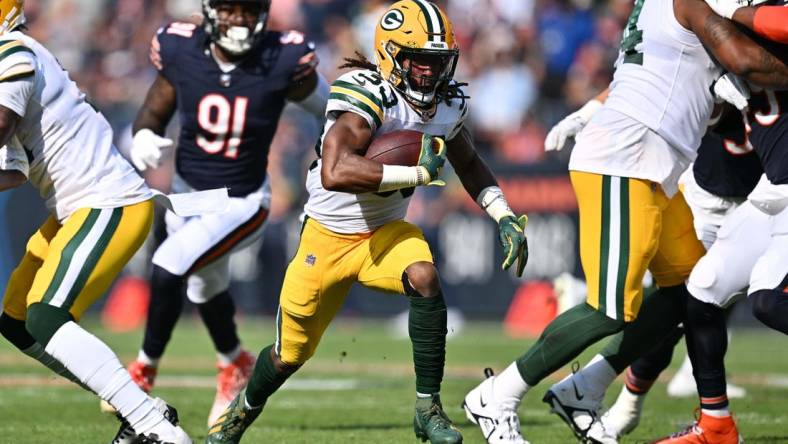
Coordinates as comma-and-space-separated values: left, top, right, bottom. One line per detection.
409, 293, 447, 394
245, 345, 290, 408
517, 303, 624, 386
602, 285, 688, 373
0, 313, 89, 391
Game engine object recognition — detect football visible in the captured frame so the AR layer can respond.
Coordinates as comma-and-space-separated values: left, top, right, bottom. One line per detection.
364, 130, 426, 166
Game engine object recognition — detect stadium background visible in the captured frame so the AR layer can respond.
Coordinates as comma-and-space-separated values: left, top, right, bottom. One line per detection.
0, 0, 754, 324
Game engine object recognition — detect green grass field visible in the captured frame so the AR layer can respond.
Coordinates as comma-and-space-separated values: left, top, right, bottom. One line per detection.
0, 317, 785, 444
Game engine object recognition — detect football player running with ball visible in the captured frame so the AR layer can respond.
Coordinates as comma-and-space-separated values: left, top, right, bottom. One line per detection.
205, 1, 527, 443
0, 1, 193, 442
122, 0, 329, 425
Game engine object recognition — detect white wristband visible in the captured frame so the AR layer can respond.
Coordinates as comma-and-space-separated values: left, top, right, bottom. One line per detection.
477, 186, 515, 222
378, 165, 427, 192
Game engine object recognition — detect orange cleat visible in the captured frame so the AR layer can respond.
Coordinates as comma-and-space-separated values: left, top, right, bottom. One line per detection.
127, 360, 158, 393
651, 411, 743, 444
207, 349, 256, 426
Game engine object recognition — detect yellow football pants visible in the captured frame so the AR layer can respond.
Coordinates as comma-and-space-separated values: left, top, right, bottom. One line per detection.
277, 217, 434, 365
3, 200, 153, 322
571, 171, 704, 321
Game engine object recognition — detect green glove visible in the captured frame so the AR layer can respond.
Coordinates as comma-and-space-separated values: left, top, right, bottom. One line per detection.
417, 134, 446, 186
498, 214, 529, 277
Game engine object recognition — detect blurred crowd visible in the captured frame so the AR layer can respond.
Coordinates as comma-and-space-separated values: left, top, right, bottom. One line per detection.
22, 0, 634, 219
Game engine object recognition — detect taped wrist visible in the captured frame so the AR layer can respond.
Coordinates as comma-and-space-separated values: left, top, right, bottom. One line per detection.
379, 165, 427, 192
477, 186, 514, 222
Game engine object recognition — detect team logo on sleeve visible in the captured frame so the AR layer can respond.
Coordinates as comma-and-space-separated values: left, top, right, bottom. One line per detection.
381, 9, 405, 31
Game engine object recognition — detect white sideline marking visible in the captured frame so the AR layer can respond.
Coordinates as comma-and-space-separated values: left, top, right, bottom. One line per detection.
765, 375, 788, 388
0, 374, 361, 390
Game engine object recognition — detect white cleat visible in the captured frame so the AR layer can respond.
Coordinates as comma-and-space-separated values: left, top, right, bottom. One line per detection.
599, 386, 645, 438
667, 355, 747, 399
110, 397, 186, 444
543, 369, 618, 444
463, 368, 530, 444
135, 426, 193, 444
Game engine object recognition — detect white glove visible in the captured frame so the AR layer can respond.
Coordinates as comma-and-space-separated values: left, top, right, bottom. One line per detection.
713, 73, 750, 111
704, 0, 747, 19
544, 99, 602, 152
130, 128, 173, 171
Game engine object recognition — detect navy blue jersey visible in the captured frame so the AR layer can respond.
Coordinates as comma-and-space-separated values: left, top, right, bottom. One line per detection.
747, 88, 788, 185
156, 23, 313, 196
693, 109, 762, 198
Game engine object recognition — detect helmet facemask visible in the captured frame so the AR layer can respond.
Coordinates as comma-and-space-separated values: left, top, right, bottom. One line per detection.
0, 0, 25, 35
386, 42, 458, 109
203, 0, 270, 56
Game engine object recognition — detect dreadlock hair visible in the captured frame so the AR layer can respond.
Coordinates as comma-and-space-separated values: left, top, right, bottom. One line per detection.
338, 51, 471, 107
339, 51, 377, 71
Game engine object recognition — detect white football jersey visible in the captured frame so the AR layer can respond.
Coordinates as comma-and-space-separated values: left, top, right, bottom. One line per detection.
0, 31, 151, 221
304, 69, 468, 234
605, 0, 721, 155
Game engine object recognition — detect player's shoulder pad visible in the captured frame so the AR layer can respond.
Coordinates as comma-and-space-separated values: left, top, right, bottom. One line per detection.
155, 22, 202, 54
153, 22, 201, 72
157, 21, 202, 42
276, 30, 312, 49
0, 37, 36, 82
329, 69, 391, 130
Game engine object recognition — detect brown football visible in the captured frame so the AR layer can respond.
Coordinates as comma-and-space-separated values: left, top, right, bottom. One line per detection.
364, 130, 425, 166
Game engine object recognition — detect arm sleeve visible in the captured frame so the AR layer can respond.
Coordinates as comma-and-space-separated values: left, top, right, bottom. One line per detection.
753, 6, 788, 44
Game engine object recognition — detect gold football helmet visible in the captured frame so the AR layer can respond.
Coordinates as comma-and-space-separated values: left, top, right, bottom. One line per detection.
374, 0, 459, 108
0, 0, 25, 34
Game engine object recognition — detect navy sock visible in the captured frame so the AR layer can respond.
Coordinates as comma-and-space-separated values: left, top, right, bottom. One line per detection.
197, 291, 241, 354
141, 265, 184, 359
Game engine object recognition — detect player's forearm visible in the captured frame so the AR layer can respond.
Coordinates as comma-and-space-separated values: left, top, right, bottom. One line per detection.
734, 46, 788, 88
0, 169, 26, 191
320, 152, 384, 193
132, 107, 169, 135
456, 153, 498, 203
133, 75, 176, 135
696, 11, 788, 88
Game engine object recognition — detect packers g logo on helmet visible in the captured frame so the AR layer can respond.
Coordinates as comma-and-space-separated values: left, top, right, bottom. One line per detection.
0, 0, 25, 35
380, 10, 405, 31
374, 0, 459, 109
